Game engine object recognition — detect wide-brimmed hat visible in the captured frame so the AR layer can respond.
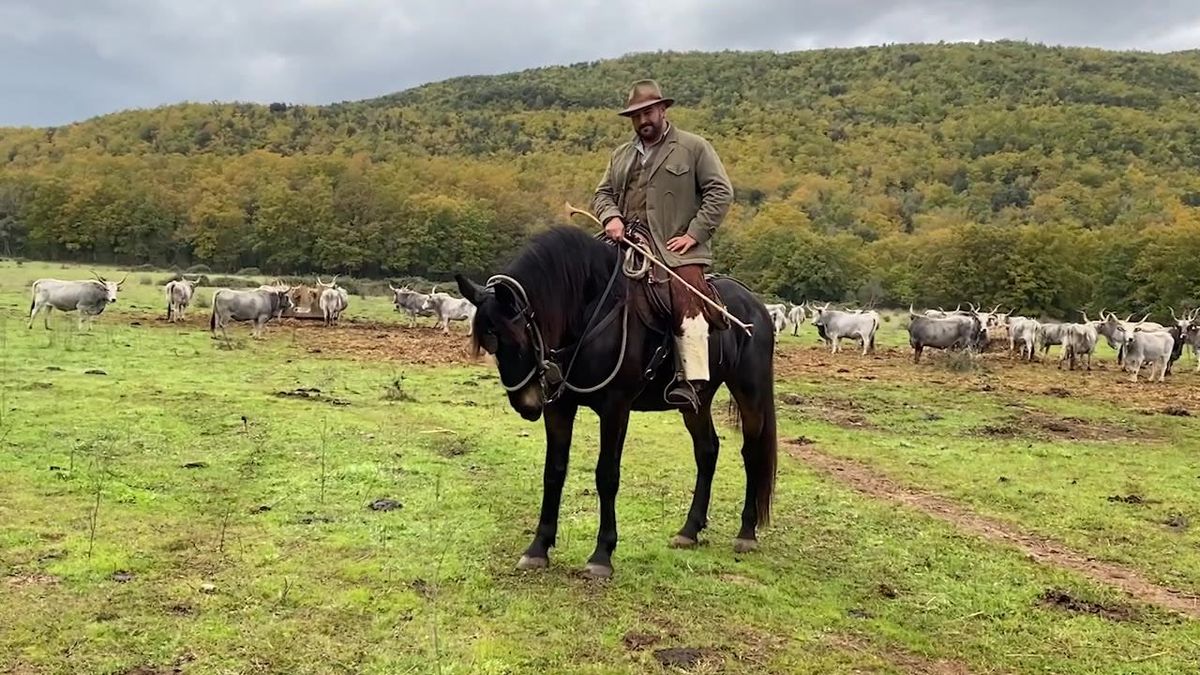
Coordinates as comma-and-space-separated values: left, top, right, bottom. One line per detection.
618, 79, 674, 116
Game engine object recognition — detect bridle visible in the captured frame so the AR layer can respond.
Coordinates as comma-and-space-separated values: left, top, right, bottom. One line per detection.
484, 248, 628, 404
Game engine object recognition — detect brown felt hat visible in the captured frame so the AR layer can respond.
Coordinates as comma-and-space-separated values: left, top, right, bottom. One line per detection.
618, 79, 674, 116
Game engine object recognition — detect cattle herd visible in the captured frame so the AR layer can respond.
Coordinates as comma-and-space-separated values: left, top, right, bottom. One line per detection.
766, 300, 1200, 383
22, 273, 1200, 383
23, 273, 477, 338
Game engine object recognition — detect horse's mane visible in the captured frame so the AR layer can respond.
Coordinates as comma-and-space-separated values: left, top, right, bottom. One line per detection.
503, 225, 623, 345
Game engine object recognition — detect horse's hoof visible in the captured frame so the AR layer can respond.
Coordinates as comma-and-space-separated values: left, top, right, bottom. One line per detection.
583, 563, 613, 580
669, 534, 698, 549
733, 538, 759, 553
516, 555, 549, 571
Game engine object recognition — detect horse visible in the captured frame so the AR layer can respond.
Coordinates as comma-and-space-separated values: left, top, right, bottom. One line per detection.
454, 225, 778, 579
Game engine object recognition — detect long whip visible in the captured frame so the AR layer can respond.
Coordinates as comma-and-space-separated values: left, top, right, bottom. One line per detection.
565, 202, 753, 335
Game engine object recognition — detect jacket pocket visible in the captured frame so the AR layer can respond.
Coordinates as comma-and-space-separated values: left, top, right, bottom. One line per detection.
664, 164, 690, 176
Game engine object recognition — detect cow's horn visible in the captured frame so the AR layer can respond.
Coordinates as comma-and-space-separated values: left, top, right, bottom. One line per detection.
990, 304, 1000, 314
1171, 307, 1179, 321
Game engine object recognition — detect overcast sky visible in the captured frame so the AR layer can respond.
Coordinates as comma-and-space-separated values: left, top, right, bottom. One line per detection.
2, 0, 1198, 127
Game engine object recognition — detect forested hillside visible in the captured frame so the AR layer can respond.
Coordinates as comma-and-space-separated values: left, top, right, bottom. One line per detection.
3, 41, 1200, 314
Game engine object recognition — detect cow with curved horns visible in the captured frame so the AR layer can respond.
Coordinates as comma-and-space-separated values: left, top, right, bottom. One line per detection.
316, 275, 350, 326
29, 272, 126, 330
1170, 307, 1200, 371
906, 306, 986, 363
811, 302, 879, 355
420, 285, 477, 335
210, 287, 294, 339
1097, 310, 1165, 365
389, 284, 436, 327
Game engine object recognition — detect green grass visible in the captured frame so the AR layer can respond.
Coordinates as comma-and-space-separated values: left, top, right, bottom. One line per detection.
4, 260, 1200, 673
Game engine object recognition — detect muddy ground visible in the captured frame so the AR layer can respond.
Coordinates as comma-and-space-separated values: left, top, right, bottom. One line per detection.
141, 313, 1200, 412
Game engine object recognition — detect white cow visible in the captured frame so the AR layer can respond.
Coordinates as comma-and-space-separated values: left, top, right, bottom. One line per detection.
29, 274, 125, 330
165, 277, 201, 323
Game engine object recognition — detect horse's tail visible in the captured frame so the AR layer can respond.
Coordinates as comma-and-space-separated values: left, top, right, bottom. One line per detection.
731, 323, 778, 529
753, 373, 778, 528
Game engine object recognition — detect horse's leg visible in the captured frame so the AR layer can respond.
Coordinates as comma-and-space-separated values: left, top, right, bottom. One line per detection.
518, 401, 577, 570
671, 391, 720, 548
726, 369, 778, 554
585, 402, 631, 579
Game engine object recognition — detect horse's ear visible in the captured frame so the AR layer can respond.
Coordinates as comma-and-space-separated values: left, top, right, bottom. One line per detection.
455, 273, 486, 305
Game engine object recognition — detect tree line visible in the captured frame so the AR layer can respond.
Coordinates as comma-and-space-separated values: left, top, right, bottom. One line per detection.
1, 41, 1199, 316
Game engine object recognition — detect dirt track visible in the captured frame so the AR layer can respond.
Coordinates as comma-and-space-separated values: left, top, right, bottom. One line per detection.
785, 440, 1200, 620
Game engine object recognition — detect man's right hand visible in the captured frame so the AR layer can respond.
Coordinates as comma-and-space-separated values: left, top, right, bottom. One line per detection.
604, 217, 626, 242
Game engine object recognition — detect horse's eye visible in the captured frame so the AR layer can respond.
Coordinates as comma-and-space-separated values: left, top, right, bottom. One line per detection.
479, 332, 499, 354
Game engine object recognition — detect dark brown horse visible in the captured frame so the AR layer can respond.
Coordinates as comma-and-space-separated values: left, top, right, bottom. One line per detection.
455, 226, 777, 578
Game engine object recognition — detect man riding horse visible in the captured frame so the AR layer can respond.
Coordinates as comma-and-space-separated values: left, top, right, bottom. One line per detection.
591, 79, 734, 411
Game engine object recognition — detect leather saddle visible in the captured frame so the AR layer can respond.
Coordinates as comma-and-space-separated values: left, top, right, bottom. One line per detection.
623, 231, 730, 334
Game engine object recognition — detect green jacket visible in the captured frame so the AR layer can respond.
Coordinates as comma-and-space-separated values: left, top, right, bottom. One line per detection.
591, 125, 733, 268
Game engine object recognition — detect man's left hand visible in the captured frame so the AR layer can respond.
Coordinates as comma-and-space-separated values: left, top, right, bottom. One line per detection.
666, 234, 698, 254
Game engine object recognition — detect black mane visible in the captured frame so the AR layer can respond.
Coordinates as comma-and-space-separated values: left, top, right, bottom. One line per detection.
502, 225, 622, 345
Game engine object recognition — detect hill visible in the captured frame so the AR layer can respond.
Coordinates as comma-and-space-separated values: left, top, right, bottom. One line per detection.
2, 41, 1200, 314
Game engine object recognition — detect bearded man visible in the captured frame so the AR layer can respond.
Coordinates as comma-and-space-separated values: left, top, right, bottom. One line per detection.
591, 79, 734, 410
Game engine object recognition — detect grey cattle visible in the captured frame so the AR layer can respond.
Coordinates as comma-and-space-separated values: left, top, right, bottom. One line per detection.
1036, 322, 1068, 356
316, 276, 349, 326
906, 309, 985, 363
389, 284, 435, 326
811, 304, 879, 355
787, 303, 806, 336
1060, 320, 1098, 371
1122, 328, 1176, 383
28, 274, 126, 330
768, 307, 788, 335
1186, 323, 1200, 373
1007, 317, 1040, 361
1098, 311, 1165, 365
1170, 308, 1200, 371
209, 288, 292, 339
165, 277, 200, 323
421, 291, 476, 335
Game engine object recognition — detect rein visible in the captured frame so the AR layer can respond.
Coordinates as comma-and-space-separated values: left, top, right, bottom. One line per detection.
485, 248, 628, 402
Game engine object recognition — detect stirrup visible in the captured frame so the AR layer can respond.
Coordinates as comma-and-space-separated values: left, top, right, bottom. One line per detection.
665, 380, 701, 412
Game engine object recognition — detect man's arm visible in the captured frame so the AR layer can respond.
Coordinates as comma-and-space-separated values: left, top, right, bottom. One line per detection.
592, 154, 624, 226
685, 139, 733, 245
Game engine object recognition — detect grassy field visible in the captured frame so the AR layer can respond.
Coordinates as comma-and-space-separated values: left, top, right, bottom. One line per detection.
3, 259, 1200, 674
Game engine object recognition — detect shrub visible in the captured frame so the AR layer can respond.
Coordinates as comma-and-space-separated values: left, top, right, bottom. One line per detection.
186, 264, 212, 274
236, 267, 261, 276
941, 350, 983, 373
139, 275, 154, 285
207, 275, 258, 289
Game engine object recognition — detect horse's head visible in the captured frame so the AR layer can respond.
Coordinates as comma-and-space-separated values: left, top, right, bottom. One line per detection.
457, 272, 547, 421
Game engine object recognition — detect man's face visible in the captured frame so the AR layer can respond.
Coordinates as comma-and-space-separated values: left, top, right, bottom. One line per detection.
629, 103, 666, 142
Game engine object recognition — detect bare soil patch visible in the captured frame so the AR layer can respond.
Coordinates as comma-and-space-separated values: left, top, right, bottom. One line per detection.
775, 344, 1200, 412
785, 440, 1200, 619
779, 392, 873, 429
822, 633, 976, 675
1039, 588, 1137, 621
973, 407, 1151, 443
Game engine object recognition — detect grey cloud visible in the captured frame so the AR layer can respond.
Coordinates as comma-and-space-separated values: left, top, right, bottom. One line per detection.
1, 0, 1198, 126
